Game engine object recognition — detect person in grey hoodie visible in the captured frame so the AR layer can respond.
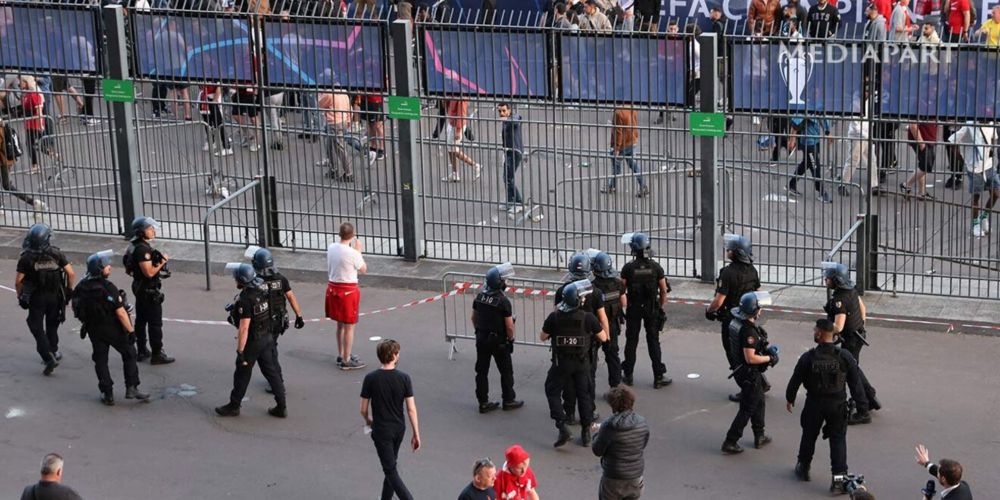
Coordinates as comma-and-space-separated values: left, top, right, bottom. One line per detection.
864, 2, 888, 41
592, 386, 649, 500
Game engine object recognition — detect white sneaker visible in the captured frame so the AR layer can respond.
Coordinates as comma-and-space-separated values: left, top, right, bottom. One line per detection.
973, 221, 984, 237
507, 204, 524, 214
202, 142, 211, 152
249, 143, 260, 152
314, 158, 330, 167
981, 216, 991, 235
473, 164, 482, 180
33, 199, 47, 212
82, 117, 98, 127
441, 172, 460, 183
368, 150, 377, 164
215, 148, 233, 157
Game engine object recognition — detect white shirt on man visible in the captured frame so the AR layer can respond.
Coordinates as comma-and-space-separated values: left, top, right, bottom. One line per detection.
327, 241, 365, 283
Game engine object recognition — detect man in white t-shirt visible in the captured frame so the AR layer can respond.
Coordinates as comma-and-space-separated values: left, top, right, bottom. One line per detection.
326, 222, 368, 370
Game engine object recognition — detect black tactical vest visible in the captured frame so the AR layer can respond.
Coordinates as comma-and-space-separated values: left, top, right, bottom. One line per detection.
262, 275, 289, 332
810, 345, 847, 396
72, 278, 116, 326
627, 260, 658, 305
826, 288, 864, 334
592, 277, 623, 318
27, 250, 63, 293
241, 286, 272, 340
552, 309, 590, 358
719, 262, 759, 315
473, 291, 505, 334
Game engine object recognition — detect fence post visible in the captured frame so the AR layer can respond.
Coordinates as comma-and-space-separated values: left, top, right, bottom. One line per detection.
698, 33, 720, 283
392, 19, 423, 261
103, 6, 142, 236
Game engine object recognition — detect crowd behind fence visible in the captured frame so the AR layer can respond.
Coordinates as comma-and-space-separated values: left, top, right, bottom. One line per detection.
0, 1, 999, 299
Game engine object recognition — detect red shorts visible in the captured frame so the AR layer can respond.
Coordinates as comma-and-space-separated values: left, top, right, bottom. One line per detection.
326, 282, 360, 324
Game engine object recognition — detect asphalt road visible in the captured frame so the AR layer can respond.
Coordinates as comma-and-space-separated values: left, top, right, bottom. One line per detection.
1, 263, 998, 499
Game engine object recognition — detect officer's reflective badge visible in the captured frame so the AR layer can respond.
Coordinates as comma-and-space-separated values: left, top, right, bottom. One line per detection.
835, 301, 842, 309
144, 253, 151, 260
746, 336, 756, 346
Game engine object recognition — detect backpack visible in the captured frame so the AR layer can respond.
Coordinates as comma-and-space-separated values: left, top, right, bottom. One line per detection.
2, 123, 22, 161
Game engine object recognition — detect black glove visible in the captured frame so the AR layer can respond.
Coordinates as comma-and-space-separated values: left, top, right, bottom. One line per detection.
80, 325, 88, 340
617, 310, 626, 325
236, 351, 247, 366
705, 309, 718, 321
768, 352, 779, 367
18, 296, 29, 310
294, 316, 305, 329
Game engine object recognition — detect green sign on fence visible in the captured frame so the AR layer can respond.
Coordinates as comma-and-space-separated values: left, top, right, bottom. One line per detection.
102, 79, 135, 103
689, 112, 726, 137
387, 96, 421, 120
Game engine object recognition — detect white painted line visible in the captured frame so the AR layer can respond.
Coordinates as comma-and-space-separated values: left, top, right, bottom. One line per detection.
686, 373, 701, 379
369, 336, 383, 342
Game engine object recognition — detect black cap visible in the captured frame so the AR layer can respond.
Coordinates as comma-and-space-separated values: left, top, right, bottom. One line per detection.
815, 318, 835, 332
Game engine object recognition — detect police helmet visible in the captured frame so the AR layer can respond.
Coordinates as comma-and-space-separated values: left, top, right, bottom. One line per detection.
23, 223, 51, 251
821, 262, 854, 290
723, 234, 753, 264
623, 232, 652, 257
226, 262, 259, 287
131, 216, 161, 237
251, 247, 276, 276
558, 279, 594, 312
86, 249, 114, 277
731, 291, 772, 320
566, 252, 593, 280
484, 262, 514, 294
592, 251, 616, 278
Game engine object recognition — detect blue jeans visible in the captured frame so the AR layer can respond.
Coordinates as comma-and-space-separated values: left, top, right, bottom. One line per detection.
609, 146, 645, 189
504, 151, 523, 205
302, 93, 321, 132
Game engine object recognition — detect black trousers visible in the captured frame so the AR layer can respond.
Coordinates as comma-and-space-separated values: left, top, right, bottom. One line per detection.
563, 344, 598, 419
90, 331, 140, 393
726, 370, 766, 442
545, 356, 593, 427
134, 293, 163, 353
81, 78, 97, 117
371, 430, 413, 500
230, 334, 286, 407
622, 306, 666, 379
797, 396, 849, 474
474, 333, 515, 404
26, 294, 62, 362
599, 319, 623, 387
841, 336, 876, 412
942, 124, 965, 176
789, 143, 824, 193
1, 164, 35, 207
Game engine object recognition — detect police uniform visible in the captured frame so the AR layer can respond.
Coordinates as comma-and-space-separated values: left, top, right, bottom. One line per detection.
724, 318, 769, 445
226, 283, 286, 410
620, 257, 668, 382
714, 262, 761, 367
17, 246, 69, 364
124, 238, 165, 358
785, 343, 868, 476
472, 288, 517, 405
542, 308, 603, 429
824, 288, 879, 410
591, 275, 625, 388
261, 272, 293, 380
73, 277, 140, 396
554, 282, 605, 421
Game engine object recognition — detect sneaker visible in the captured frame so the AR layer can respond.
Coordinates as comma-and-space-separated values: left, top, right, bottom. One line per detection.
918, 192, 935, 201
507, 205, 524, 215
837, 185, 849, 197
53, 351, 63, 361
249, 143, 260, 152
871, 186, 885, 197
82, 118, 98, 127
981, 215, 991, 235
786, 185, 801, 198
636, 186, 650, 198
973, 221, 984, 238
818, 191, 833, 204
340, 358, 367, 371
441, 172, 460, 183
202, 142, 211, 152
473, 164, 482, 180
215, 148, 233, 157
376, 150, 385, 161
336, 356, 343, 367
33, 199, 47, 212
342, 174, 355, 183
478, 401, 501, 414
899, 182, 911, 196
945, 175, 962, 189
315, 158, 331, 167
599, 186, 617, 194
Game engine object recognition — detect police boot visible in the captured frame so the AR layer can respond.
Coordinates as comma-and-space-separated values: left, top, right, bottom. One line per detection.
795, 462, 811, 482
753, 433, 772, 449
502, 400, 524, 411
580, 425, 592, 447
150, 350, 175, 365
100, 391, 115, 406
268, 405, 287, 418
42, 353, 59, 376
478, 402, 500, 414
721, 440, 744, 454
653, 376, 673, 389
869, 394, 882, 411
848, 411, 872, 425
136, 346, 151, 362
125, 386, 150, 401
214, 403, 240, 417
553, 423, 573, 448
622, 375, 633, 387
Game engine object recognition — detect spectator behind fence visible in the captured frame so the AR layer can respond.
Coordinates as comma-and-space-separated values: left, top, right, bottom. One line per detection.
945, 0, 972, 42
592, 386, 649, 500
578, 0, 612, 32
915, 445, 973, 499
974, 6, 1000, 45
0, 115, 44, 212
441, 99, 481, 183
805, 0, 841, 38
889, 0, 915, 41
602, 106, 648, 198
839, 92, 880, 197
900, 118, 938, 200
787, 115, 833, 203
947, 122, 999, 237
494, 444, 539, 500
864, 2, 888, 41
497, 102, 525, 213
326, 222, 368, 370
20, 453, 83, 500
318, 89, 354, 182
633, 0, 658, 31
748, 0, 781, 35
20, 75, 59, 177
552, 2, 575, 28
781, 0, 808, 29
458, 458, 498, 500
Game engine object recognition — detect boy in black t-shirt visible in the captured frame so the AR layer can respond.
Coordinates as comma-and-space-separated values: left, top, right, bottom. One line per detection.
361, 339, 421, 500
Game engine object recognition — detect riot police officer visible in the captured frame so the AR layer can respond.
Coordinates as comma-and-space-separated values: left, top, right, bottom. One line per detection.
721, 291, 778, 455
72, 250, 150, 406
247, 246, 304, 393
471, 263, 523, 414
620, 233, 671, 388
821, 262, 880, 425
540, 280, 608, 448
554, 252, 609, 425
15, 223, 75, 375
123, 217, 174, 365
705, 234, 761, 402
591, 251, 624, 388
785, 318, 869, 488
215, 263, 287, 418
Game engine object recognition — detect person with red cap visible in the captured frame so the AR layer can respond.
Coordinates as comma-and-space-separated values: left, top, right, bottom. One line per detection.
494, 445, 539, 500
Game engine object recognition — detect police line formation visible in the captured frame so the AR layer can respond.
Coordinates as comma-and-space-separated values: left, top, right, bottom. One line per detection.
16, 218, 883, 493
